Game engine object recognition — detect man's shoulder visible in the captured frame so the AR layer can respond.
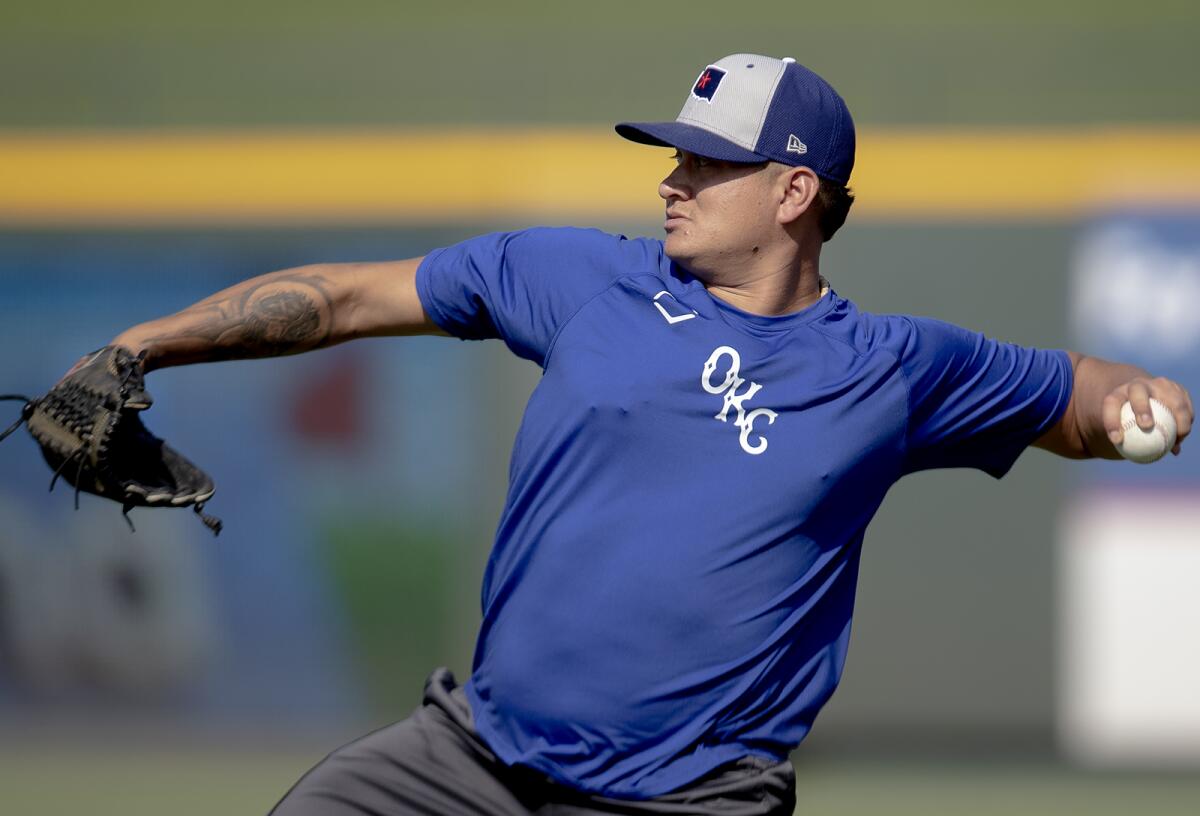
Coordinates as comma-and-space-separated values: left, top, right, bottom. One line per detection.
422, 226, 667, 290
810, 294, 921, 359
509, 226, 663, 256
518, 227, 667, 288
816, 298, 995, 359
820, 304, 1039, 390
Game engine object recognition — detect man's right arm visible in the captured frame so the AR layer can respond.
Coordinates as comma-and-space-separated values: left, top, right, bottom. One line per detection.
110, 258, 446, 372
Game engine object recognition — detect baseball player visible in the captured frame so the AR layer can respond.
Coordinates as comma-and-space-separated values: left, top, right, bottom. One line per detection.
89, 55, 1191, 814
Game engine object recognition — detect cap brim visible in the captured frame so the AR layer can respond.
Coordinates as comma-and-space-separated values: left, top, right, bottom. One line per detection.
615, 122, 766, 164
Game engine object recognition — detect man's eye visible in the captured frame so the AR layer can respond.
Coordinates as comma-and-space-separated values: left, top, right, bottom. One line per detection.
669, 151, 713, 168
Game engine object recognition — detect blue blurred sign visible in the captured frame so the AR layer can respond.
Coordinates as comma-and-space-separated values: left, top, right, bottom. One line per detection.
1071, 211, 1200, 485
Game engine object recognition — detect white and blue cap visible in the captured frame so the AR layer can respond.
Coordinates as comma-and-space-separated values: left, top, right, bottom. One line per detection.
616, 54, 855, 185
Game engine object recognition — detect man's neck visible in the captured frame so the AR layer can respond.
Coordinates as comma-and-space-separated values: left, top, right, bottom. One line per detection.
703, 254, 826, 317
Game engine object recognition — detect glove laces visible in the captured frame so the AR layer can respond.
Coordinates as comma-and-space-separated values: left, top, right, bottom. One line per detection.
0, 394, 33, 443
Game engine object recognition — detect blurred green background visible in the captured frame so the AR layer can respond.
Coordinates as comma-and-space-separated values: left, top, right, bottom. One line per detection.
4, 0, 1200, 127
3, 2, 1200, 814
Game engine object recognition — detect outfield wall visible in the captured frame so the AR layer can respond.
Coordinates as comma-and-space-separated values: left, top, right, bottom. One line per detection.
3, 0, 1199, 760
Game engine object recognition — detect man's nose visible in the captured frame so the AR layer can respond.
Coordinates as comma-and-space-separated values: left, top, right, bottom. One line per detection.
659, 167, 690, 202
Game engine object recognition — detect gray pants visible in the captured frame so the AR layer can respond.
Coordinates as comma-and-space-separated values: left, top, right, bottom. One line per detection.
271, 668, 796, 815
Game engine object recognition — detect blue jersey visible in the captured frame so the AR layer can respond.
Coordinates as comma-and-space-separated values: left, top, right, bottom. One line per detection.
415, 227, 1073, 798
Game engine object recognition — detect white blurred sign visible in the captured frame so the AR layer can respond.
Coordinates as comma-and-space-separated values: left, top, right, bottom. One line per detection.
1059, 495, 1200, 765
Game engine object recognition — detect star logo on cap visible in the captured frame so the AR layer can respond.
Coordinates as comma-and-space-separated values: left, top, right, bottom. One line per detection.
691, 66, 726, 102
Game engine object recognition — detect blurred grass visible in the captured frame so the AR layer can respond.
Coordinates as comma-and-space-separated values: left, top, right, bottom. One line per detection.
2, 1, 1198, 126
322, 517, 467, 714
0, 747, 321, 816
793, 759, 1200, 815
3, 748, 1200, 815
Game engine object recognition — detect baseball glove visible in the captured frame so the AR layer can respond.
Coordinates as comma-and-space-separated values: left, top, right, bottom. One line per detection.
0, 346, 222, 535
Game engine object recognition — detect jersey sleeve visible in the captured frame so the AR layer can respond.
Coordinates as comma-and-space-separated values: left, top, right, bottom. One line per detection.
897, 316, 1074, 478
415, 227, 658, 367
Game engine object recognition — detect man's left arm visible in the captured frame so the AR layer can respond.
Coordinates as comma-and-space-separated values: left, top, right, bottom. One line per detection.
1034, 351, 1194, 460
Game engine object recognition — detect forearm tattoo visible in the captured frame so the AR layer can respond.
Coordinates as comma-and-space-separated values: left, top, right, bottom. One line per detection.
142, 271, 337, 364
241, 290, 324, 355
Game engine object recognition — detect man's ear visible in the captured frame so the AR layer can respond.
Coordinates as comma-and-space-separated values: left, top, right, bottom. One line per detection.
777, 166, 820, 226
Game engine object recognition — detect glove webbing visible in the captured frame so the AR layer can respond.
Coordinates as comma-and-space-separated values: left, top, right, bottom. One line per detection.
0, 394, 222, 536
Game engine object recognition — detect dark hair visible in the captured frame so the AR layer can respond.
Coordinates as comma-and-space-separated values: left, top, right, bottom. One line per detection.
815, 176, 854, 242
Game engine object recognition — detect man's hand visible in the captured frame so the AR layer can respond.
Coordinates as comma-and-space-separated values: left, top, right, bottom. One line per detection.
1103, 376, 1194, 456
1035, 353, 1194, 460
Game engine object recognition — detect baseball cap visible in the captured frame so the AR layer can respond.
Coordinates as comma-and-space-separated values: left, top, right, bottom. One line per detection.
616, 54, 855, 185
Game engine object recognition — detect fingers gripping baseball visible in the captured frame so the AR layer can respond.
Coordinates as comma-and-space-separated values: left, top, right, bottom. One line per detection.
1103, 376, 1194, 456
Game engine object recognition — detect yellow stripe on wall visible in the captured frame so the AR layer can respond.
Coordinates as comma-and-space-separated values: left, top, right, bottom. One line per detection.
856, 127, 1200, 218
2, 127, 1200, 226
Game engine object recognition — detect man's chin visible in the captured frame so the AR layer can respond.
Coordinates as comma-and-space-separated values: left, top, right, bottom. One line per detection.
663, 236, 695, 267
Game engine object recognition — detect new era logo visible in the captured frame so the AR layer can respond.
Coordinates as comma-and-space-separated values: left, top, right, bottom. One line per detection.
691, 67, 726, 102
786, 134, 807, 155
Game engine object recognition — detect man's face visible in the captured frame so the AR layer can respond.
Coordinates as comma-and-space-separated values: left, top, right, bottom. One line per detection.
658, 150, 782, 280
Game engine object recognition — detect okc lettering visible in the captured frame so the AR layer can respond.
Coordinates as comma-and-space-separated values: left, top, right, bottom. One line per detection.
700, 346, 778, 455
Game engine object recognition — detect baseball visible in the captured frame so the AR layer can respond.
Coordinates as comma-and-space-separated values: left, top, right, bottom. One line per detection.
1115, 398, 1177, 464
